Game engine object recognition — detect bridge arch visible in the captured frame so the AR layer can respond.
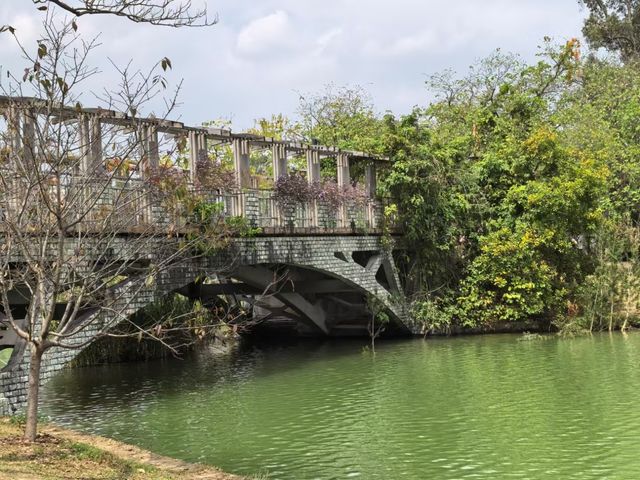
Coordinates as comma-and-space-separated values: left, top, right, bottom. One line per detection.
0, 235, 411, 415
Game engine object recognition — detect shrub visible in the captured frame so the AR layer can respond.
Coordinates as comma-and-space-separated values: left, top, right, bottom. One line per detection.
194, 158, 236, 192
273, 174, 313, 207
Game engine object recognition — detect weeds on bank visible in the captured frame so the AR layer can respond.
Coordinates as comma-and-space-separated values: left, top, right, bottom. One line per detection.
249, 472, 271, 479
517, 332, 551, 342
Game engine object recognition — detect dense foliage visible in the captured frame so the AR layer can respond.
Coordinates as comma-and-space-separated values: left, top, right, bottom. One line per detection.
378, 40, 640, 333
283, 37, 640, 333
580, 0, 640, 62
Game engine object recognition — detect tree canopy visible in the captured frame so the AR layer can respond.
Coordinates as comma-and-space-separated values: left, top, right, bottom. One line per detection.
290, 38, 640, 334
580, 0, 640, 61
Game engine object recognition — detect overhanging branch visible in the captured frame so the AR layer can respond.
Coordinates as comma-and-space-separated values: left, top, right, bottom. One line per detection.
34, 0, 217, 28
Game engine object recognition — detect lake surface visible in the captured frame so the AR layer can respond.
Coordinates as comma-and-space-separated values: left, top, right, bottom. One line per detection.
41, 334, 640, 479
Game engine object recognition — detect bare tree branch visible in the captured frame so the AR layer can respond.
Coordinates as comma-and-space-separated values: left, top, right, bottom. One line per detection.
33, 0, 217, 28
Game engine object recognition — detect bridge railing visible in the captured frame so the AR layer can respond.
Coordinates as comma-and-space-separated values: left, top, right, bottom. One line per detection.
205, 188, 386, 234
0, 172, 390, 235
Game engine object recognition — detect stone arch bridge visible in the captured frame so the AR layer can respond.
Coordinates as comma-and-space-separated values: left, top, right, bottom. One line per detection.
0, 96, 414, 414
0, 235, 413, 415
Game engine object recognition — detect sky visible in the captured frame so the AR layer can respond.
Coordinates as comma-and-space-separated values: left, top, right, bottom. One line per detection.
0, 0, 587, 131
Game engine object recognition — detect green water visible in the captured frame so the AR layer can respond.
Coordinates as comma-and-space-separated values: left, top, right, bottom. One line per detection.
41, 334, 640, 479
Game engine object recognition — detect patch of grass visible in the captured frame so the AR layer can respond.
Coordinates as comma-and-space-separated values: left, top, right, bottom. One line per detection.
67, 442, 162, 478
69, 441, 114, 461
8, 413, 26, 426
8, 413, 49, 429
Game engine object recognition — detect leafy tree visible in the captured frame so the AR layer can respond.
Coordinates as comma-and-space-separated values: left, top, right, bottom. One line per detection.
296, 84, 384, 154
571, 220, 640, 333
381, 41, 622, 328
381, 109, 476, 295
580, 0, 640, 61
250, 114, 299, 141
247, 114, 302, 180
561, 60, 640, 222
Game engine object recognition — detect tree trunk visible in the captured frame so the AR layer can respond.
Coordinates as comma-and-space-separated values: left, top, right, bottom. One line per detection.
23, 345, 44, 442
609, 303, 614, 332
589, 288, 599, 332
370, 316, 376, 354
622, 311, 630, 333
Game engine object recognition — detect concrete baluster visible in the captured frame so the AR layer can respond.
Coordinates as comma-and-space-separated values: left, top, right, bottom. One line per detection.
233, 138, 251, 190
197, 133, 208, 163
136, 124, 153, 225
8, 105, 22, 153
194, 133, 208, 191
337, 154, 350, 229
305, 149, 321, 228
365, 160, 376, 198
337, 153, 350, 187
272, 144, 287, 227
272, 143, 287, 181
188, 131, 198, 183
233, 138, 249, 216
148, 124, 159, 171
78, 114, 92, 173
364, 160, 377, 228
138, 124, 149, 175
90, 115, 103, 173
5, 106, 23, 218
306, 149, 321, 184
22, 109, 36, 165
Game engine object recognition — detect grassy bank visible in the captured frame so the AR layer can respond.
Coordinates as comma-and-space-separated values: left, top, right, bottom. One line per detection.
0, 418, 243, 480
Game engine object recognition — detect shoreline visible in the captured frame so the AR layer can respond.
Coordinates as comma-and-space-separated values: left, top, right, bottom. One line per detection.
0, 417, 244, 480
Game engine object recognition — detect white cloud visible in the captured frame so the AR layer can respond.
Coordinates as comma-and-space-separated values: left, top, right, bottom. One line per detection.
236, 10, 292, 56
364, 31, 439, 57
0, 0, 587, 129
0, 13, 39, 53
313, 28, 342, 56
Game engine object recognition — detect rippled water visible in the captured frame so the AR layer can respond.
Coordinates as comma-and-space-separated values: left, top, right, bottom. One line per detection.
41, 334, 640, 479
